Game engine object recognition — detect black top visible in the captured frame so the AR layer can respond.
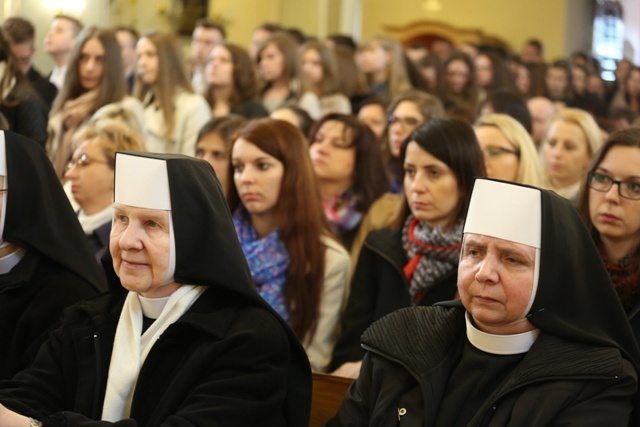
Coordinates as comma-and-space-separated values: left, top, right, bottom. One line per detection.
105, 151, 311, 426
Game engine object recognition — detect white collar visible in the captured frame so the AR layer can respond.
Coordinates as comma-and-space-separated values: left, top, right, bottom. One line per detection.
465, 312, 540, 355
78, 205, 113, 233
0, 246, 26, 274
137, 294, 171, 319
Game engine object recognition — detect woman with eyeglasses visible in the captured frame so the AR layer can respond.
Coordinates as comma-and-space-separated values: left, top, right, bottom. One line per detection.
577, 127, 640, 344
384, 90, 445, 193
474, 113, 544, 187
330, 118, 486, 379
64, 117, 146, 263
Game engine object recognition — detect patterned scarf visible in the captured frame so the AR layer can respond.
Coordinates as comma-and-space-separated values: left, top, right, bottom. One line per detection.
323, 188, 363, 235
402, 215, 463, 304
602, 252, 640, 312
232, 207, 290, 320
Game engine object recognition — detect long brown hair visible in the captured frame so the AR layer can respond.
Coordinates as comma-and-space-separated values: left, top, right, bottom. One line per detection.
134, 31, 192, 138
227, 118, 328, 342
52, 27, 126, 115
309, 113, 389, 213
204, 43, 259, 111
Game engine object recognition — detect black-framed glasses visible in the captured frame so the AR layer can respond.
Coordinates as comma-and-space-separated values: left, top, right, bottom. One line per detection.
387, 115, 422, 128
588, 172, 640, 200
65, 153, 108, 172
481, 146, 520, 159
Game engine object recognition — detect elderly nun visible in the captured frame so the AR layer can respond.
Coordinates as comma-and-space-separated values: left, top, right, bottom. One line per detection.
0, 151, 311, 426
329, 178, 640, 426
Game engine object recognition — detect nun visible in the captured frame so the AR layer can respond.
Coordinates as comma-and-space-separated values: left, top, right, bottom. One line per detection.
329, 178, 640, 426
0, 151, 311, 426
0, 130, 104, 380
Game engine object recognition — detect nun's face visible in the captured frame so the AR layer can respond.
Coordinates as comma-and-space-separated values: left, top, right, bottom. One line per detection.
110, 203, 180, 298
458, 233, 536, 335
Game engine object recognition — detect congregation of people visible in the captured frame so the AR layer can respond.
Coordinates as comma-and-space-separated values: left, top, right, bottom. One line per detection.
0, 10, 638, 426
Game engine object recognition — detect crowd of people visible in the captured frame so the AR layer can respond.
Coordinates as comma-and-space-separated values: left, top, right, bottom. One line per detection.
0, 11, 637, 426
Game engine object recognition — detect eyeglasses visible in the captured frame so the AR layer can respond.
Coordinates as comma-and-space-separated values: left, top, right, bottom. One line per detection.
387, 115, 422, 128
588, 172, 640, 200
66, 154, 108, 172
482, 146, 520, 159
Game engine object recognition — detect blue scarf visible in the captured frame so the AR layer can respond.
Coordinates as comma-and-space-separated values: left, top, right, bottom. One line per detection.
232, 207, 290, 320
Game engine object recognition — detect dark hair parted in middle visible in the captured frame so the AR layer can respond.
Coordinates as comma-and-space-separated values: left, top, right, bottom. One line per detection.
394, 117, 486, 229
52, 27, 125, 114
308, 113, 390, 213
227, 118, 328, 342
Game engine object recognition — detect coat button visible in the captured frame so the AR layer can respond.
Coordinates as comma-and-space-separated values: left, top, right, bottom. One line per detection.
398, 407, 407, 420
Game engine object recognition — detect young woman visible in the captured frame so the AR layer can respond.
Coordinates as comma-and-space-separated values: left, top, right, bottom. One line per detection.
256, 32, 299, 113
474, 113, 544, 187
204, 42, 267, 119
355, 35, 412, 103
135, 31, 210, 156
578, 127, 640, 344
356, 97, 387, 140
384, 90, 445, 192
47, 27, 144, 178
308, 113, 389, 254
297, 40, 351, 119
437, 51, 479, 121
541, 108, 603, 200
228, 118, 351, 373
474, 51, 513, 103
195, 114, 247, 196
330, 117, 486, 378
609, 66, 640, 116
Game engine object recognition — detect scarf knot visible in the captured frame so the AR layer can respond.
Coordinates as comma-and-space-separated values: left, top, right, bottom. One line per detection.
232, 207, 290, 320
323, 188, 363, 235
401, 216, 463, 304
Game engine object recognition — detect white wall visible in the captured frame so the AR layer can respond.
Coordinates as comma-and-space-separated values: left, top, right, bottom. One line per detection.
621, 0, 640, 64
4, 0, 110, 74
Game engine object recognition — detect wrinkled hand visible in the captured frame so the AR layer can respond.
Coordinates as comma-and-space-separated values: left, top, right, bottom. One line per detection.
0, 404, 29, 427
330, 361, 362, 379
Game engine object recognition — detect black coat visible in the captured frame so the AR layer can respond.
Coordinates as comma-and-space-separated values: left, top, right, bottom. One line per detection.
329, 306, 639, 426
0, 251, 98, 380
0, 286, 299, 426
330, 227, 458, 371
0, 84, 49, 148
25, 68, 57, 111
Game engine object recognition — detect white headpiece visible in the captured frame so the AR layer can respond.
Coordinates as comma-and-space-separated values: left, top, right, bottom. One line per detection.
463, 179, 542, 317
114, 153, 176, 285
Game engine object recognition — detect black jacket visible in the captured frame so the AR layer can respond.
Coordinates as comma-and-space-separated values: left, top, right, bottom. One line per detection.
0, 286, 301, 426
0, 251, 98, 380
0, 84, 49, 148
330, 227, 458, 370
329, 306, 639, 426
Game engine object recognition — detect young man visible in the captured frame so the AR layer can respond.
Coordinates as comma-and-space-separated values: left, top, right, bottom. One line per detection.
190, 19, 225, 94
1, 17, 57, 109
114, 26, 139, 94
43, 14, 83, 90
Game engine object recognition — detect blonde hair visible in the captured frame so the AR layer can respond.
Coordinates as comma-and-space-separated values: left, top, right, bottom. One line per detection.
545, 108, 603, 156
73, 118, 146, 169
359, 35, 412, 101
475, 113, 545, 187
